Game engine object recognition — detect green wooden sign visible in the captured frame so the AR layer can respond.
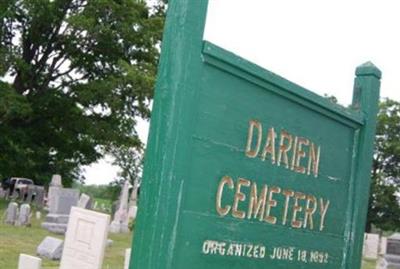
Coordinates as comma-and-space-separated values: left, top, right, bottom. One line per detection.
130, 1, 381, 268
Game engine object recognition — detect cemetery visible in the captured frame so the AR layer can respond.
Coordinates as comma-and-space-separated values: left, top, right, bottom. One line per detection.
0, 179, 386, 269
1, 0, 400, 269
0, 175, 138, 269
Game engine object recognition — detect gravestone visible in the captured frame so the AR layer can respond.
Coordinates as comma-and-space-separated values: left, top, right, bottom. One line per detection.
59, 207, 110, 269
42, 188, 79, 234
377, 257, 400, 269
128, 205, 137, 221
380, 237, 387, 256
27, 185, 45, 207
130, 1, 381, 269
128, 182, 138, 220
47, 174, 63, 209
363, 233, 379, 259
37, 236, 64, 260
36, 211, 41, 220
77, 193, 92, 209
16, 203, 31, 226
376, 259, 390, 269
124, 249, 131, 269
5, 202, 18, 225
18, 254, 42, 269
110, 180, 130, 233
387, 234, 400, 255
50, 174, 62, 187
377, 234, 400, 269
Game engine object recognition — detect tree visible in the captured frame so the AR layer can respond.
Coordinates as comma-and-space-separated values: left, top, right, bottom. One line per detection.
0, 0, 164, 186
366, 99, 400, 232
111, 144, 143, 185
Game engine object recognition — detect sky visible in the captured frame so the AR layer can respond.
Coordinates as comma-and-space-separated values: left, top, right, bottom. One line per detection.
84, 0, 400, 185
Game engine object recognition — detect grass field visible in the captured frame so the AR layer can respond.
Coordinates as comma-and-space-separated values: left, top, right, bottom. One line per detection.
363, 258, 377, 269
0, 198, 378, 269
0, 199, 131, 269
94, 197, 113, 213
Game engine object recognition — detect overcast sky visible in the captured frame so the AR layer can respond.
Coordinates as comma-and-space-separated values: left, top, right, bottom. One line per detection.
84, 0, 400, 185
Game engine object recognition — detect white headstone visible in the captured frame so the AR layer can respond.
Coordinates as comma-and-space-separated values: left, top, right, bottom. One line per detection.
363, 233, 379, 259
47, 187, 61, 213
128, 206, 137, 220
36, 211, 41, 220
50, 174, 63, 187
37, 236, 64, 260
16, 204, 31, 226
110, 180, 130, 233
47, 174, 63, 209
18, 254, 42, 269
60, 207, 110, 269
380, 237, 387, 256
124, 248, 131, 269
5, 202, 18, 225
77, 193, 92, 209
128, 182, 138, 220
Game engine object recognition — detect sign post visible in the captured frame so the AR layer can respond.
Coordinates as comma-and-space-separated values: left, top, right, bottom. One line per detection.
130, 1, 381, 268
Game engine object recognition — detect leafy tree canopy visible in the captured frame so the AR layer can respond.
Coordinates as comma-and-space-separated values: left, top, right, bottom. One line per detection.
0, 0, 164, 186
367, 98, 400, 232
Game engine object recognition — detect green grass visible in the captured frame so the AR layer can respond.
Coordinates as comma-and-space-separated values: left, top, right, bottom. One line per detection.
362, 258, 377, 269
0, 198, 131, 269
94, 198, 113, 213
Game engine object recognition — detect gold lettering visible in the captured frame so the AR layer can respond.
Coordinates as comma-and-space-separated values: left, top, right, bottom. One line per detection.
244, 119, 322, 178
290, 136, 298, 170
232, 178, 251, 219
245, 120, 262, 158
291, 192, 306, 228
277, 131, 293, 168
261, 127, 276, 164
295, 138, 309, 174
216, 176, 234, 216
319, 198, 330, 231
215, 176, 330, 231
247, 183, 268, 220
308, 143, 321, 177
282, 189, 294, 225
303, 195, 317, 229
264, 186, 281, 224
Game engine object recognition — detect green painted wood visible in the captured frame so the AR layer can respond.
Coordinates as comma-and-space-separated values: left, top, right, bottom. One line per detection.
347, 62, 381, 268
130, 1, 211, 268
202, 42, 364, 128
130, 1, 381, 268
